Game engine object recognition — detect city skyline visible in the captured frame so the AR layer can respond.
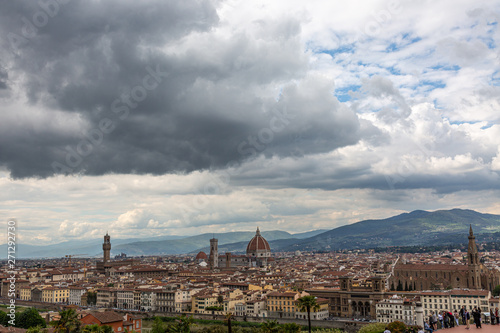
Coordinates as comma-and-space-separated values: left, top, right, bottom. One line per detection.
1, 0, 500, 245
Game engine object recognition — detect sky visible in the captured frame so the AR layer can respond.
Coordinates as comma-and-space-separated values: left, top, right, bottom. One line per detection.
1, 0, 500, 245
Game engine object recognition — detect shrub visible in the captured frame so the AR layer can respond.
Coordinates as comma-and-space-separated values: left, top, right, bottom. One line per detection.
357, 322, 386, 333
387, 321, 406, 333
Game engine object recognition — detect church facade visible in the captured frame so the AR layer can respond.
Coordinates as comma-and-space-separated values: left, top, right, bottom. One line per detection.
390, 226, 500, 292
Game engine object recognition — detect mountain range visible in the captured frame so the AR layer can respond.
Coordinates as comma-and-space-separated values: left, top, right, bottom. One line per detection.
3, 209, 500, 258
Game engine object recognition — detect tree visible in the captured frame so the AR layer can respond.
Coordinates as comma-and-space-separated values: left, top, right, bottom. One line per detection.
27, 326, 49, 333
279, 323, 301, 333
296, 295, 320, 333
493, 285, 500, 297
260, 320, 280, 333
217, 295, 224, 306
82, 325, 113, 333
100, 326, 113, 333
151, 317, 166, 333
18, 307, 46, 329
51, 309, 80, 333
81, 324, 99, 333
0, 311, 8, 326
87, 292, 97, 306
169, 314, 194, 333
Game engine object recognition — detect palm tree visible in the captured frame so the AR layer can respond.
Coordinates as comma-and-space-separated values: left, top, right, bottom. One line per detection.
296, 295, 320, 333
51, 309, 81, 333
225, 312, 234, 333
81, 324, 113, 333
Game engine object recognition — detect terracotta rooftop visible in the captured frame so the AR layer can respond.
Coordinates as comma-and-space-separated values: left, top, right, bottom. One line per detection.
85, 311, 124, 324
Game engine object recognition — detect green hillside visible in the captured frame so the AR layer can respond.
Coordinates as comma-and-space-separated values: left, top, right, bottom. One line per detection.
279, 209, 500, 251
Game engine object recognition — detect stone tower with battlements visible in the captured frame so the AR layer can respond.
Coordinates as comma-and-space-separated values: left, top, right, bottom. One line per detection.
103, 232, 111, 263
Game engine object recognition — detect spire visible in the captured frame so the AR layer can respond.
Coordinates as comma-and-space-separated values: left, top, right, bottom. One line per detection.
469, 224, 473, 237
256, 227, 261, 236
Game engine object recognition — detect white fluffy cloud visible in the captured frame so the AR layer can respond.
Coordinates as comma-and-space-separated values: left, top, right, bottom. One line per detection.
1, 0, 499, 245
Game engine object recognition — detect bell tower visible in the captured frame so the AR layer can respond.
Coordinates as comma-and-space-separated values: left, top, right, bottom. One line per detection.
209, 237, 218, 269
467, 225, 481, 289
103, 232, 111, 263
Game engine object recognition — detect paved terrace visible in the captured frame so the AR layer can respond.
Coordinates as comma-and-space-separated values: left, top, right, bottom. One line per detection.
441, 323, 500, 333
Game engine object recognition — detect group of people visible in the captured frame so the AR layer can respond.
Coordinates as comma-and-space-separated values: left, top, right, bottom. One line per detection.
490, 307, 500, 325
427, 310, 460, 331
424, 306, 500, 332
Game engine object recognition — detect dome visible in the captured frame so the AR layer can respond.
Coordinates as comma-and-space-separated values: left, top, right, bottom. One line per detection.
195, 251, 208, 260
246, 227, 271, 255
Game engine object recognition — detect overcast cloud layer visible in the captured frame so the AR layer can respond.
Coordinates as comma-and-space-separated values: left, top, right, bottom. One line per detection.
1, 0, 500, 245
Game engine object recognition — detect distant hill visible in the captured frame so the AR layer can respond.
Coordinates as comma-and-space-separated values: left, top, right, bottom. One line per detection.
276, 209, 500, 252
2, 235, 187, 258
112, 230, 296, 256
3, 209, 498, 258
0, 229, 324, 258
113, 229, 327, 256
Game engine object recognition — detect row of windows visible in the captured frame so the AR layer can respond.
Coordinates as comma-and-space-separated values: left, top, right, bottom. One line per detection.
269, 300, 293, 305
270, 306, 295, 312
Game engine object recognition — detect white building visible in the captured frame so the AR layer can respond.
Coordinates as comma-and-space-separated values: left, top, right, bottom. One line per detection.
235, 303, 246, 317
420, 289, 490, 317
117, 289, 135, 309
246, 300, 266, 317
376, 295, 421, 325
68, 287, 86, 305
140, 289, 157, 312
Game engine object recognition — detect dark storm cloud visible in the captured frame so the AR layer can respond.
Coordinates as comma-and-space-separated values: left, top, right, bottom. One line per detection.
0, 65, 7, 90
0, 0, 363, 178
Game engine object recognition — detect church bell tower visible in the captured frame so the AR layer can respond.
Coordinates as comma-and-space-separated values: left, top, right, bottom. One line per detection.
467, 225, 481, 289
209, 237, 218, 269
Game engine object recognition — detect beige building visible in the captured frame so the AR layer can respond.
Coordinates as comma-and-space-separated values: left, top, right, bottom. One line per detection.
295, 298, 329, 320
266, 291, 309, 318
20, 286, 31, 301
308, 276, 387, 319
42, 287, 69, 303
192, 293, 219, 314
421, 289, 491, 316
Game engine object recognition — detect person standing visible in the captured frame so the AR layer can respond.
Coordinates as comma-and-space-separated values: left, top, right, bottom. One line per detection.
465, 308, 471, 330
472, 307, 482, 328
438, 312, 444, 329
443, 311, 449, 329
460, 306, 466, 325
496, 307, 499, 325
454, 310, 460, 326
491, 309, 495, 325
448, 311, 455, 328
